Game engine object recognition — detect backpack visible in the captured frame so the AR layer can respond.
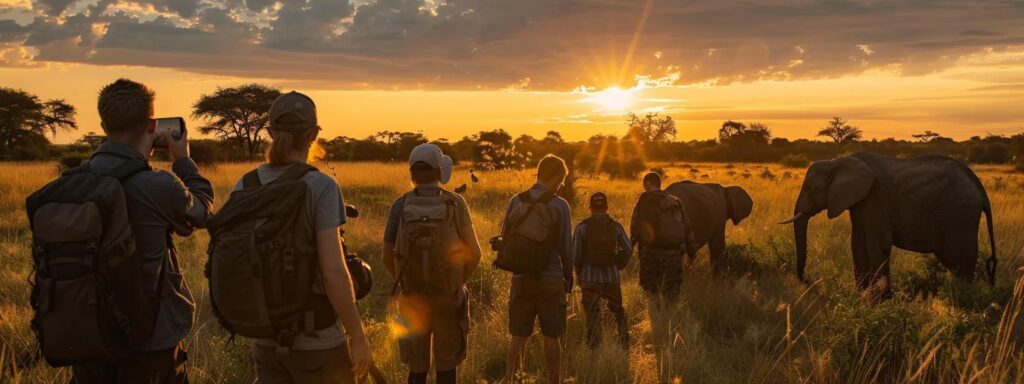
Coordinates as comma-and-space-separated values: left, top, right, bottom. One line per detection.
582, 216, 619, 266
636, 191, 687, 249
493, 190, 559, 274
393, 189, 468, 297
205, 164, 335, 347
25, 159, 159, 366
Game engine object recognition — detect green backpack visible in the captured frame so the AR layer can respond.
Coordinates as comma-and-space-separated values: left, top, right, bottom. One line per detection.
394, 189, 468, 297
205, 164, 335, 347
25, 159, 159, 366
493, 191, 559, 274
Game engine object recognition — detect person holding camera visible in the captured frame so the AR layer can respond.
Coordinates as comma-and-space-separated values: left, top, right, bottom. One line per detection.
55, 79, 214, 383
382, 143, 483, 384
492, 154, 573, 384
208, 91, 373, 383
573, 192, 633, 349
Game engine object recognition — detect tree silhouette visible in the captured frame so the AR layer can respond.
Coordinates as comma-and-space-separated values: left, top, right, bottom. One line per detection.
817, 117, 862, 144
718, 121, 771, 146
627, 112, 676, 144
192, 84, 280, 159
912, 130, 942, 143
0, 87, 77, 159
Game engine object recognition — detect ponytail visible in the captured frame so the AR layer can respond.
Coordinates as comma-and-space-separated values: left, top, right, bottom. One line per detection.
267, 128, 324, 165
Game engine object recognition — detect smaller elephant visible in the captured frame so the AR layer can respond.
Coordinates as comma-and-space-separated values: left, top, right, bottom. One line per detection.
665, 181, 753, 271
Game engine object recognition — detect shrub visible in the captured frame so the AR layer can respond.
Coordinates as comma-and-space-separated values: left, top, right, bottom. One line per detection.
58, 153, 87, 171
779, 153, 811, 168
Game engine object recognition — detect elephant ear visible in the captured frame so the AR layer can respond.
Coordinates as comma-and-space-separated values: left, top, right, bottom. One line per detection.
826, 156, 876, 219
724, 186, 753, 225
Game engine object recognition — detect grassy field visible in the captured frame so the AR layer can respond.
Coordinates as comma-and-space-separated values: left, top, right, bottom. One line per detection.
1, 161, 1022, 383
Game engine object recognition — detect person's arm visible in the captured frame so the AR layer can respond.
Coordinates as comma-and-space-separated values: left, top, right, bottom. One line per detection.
629, 200, 641, 246
572, 222, 584, 278
382, 198, 404, 279
317, 228, 373, 377
456, 196, 482, 281
163, 130, 214, 233
615, 222, 632, 270
557, 200, 574, 290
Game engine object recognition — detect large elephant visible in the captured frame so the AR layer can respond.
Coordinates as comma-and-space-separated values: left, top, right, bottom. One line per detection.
780, 152, 997, 299
665, 181, 753, 271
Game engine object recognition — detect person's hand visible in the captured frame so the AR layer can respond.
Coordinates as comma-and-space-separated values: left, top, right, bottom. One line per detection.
164, 127, 190, 161
348, 334, 374, 378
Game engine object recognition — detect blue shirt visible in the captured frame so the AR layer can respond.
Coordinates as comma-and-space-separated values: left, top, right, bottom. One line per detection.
500, 183, 573, 279
572, 213, 632, 283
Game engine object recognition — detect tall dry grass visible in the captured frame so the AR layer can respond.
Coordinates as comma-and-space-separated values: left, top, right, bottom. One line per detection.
0, 161, 1021, 383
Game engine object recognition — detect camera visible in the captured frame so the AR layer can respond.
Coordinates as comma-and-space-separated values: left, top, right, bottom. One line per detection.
341, 204, 373, 300
489, 236, 504, 252
153, 117, 185, 147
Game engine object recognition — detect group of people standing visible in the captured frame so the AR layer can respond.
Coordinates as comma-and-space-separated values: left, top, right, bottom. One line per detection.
27, 79, 699, 384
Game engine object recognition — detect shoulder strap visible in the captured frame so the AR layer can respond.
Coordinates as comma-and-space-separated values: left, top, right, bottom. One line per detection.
275, 163, 318, 184
506, 189, 544, 235
242, 170, 262, 189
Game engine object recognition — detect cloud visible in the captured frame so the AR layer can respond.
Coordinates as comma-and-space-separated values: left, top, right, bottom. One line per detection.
3, 0, 1024, 90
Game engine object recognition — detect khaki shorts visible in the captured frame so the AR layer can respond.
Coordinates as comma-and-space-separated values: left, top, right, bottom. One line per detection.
252, 344, 355, 384
398, 287, 470, 373
508, 275, 567, 338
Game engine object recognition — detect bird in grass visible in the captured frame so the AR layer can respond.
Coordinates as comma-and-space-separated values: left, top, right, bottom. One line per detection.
470, 168, 480, 183
454, 184, 468, 194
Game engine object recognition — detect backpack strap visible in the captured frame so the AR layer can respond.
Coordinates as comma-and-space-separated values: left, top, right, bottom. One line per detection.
241, 170, 262, 189
107, 159, 151, 181
274, 163, 318, 184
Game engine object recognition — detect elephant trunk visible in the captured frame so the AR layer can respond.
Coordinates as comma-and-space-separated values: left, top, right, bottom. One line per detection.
794, 216, 809, 283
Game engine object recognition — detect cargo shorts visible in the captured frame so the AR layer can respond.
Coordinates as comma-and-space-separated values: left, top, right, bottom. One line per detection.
508, 275, 567, 338
252, 344, 355, 384
398, 286, 470, 373
639, 247, 684, 300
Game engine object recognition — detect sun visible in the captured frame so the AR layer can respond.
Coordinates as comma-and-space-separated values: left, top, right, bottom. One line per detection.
589, 86, 635, 112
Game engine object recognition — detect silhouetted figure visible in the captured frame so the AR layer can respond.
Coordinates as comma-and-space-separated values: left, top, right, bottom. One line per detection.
454, 184, 468, 194
470, 169, 480, 183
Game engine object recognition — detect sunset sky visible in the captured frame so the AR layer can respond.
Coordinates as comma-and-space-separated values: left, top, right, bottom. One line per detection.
1, 0, 1023, 144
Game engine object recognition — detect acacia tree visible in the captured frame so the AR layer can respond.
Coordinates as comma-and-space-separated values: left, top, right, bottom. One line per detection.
817, 116, 862, 144
912, 130, 942, 143
0, 87, 77, 159
718, 120, 771, 146
192, 84, 280, 159
627, 112, 677, 144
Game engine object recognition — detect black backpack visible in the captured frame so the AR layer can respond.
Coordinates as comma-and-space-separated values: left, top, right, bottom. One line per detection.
205, 164, 335, 347
581, 216, 619, 266
494, 190, 558, 274
635, 191, 687, 249
25, 159, 159, 366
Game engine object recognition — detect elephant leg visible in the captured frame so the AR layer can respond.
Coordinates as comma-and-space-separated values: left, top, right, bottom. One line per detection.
850, 207, 894, 300
940, 222, 979, 281
709, 228, 726, 275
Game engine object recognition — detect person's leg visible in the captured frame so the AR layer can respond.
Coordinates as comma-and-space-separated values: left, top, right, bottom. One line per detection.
250, 344, 294, 384
542, 336, 561, 384
436, 368, 457, 384
662, 252, 684, 302
580, 282, 603, 348
71, 362, 116, 384
605, 283, 629, 348
506, 335, 529, 383
407, 371, 428, 384
118, 343, 189, 384
286, 346, 357, 384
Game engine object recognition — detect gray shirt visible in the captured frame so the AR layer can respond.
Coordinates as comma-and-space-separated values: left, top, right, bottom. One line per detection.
231, 164, 348, 351
88, 141, 214, 351
500, 183, 573, 279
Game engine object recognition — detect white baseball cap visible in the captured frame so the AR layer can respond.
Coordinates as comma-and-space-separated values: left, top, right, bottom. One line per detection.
408, 143, 453, 184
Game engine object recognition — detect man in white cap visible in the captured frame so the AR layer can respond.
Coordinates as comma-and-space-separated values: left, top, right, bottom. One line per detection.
382, 143, 482, 384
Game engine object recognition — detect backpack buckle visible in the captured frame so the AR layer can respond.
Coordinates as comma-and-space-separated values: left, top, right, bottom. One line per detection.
283, 249, 294, 277
85, 241, 99, 256
275, 329, 298, 356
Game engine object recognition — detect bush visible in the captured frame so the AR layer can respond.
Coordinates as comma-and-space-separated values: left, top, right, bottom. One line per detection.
779, 153, 811, 168
968, 142, 1011, 164
58, 153, 88, 171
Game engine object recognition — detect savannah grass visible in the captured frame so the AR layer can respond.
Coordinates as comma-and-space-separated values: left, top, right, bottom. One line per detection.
0, 162, 1021, 383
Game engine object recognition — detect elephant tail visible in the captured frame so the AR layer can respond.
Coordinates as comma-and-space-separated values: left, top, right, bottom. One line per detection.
983, 201, 997, 286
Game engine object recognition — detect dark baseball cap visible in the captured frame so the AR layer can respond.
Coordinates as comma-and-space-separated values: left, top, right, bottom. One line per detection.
269, 91, 317, 132
589, 192, 608, 208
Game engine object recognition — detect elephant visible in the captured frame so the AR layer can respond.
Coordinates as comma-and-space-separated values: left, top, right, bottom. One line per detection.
780, 152, 997, 300
665, 181, 753, 272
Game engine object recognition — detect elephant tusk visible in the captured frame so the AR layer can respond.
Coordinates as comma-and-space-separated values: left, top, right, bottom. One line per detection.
778, 212, 804, 225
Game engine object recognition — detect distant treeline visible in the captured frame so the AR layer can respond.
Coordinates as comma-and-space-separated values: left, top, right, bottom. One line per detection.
3, 85, 1022, 178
